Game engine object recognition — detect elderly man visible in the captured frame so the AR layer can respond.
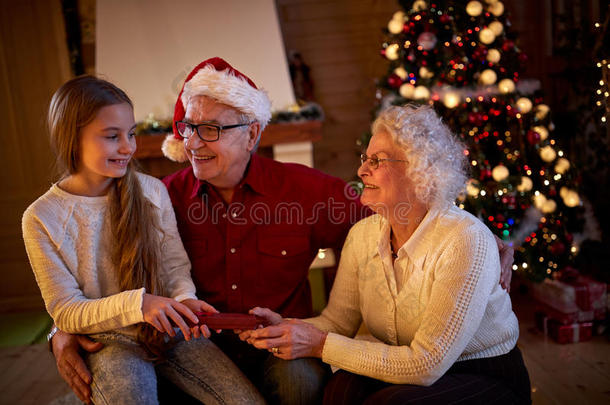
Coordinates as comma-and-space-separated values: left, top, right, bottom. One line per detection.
50, 57, 514, 405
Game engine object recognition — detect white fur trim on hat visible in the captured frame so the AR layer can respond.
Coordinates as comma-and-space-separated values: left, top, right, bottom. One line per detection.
161, 133, 188, 162
181, 65, 272, 130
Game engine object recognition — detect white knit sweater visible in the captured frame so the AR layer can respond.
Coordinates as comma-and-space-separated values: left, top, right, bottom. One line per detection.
306, 206, 519, 385
22, 173, 197, 335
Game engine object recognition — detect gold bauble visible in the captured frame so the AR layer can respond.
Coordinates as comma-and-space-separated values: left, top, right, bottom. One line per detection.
498, 78, 515, 93
466, 1, 483, 16
487, 49, 501, 63
554, 158, 570, 174
492, 165, 509, 181
517, 176, 533, 192
479, 28, 496, 45
480, 69, 498, 85
516, 97, 533, 113
539, 145, 557, 162
399, 83, 415, 98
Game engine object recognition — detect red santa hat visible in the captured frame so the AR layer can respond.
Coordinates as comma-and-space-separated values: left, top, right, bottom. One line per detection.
162, 57, 272, 162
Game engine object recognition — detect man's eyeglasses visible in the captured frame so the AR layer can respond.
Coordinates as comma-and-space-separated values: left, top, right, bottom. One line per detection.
175, 121, 253, 142
360, 153, 408, 170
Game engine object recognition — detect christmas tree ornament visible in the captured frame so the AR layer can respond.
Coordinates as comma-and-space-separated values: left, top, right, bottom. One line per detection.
399, 83, 415, 98
498, 78, 515, 93
480, 69, 498, 85
492, 164, 509, 181
385, 43, 400, 60
517, 176, 533, 192
411, 0, 428, 12
488, 1, 504, 16
554, 157, 570, 174
535, 104, 550, 119
466, 1, 483, 16
466, 179, 481, 196
394, 66, 409, 79
387, 73, 402, 88
516, 97, 533, 113
539, 145, 557, 162
487, 48, 501, 63
533, 192, 548, 209
489, 21, 504, 36
562, 189, 580, 207
413, 85, 431, 99
501, 40, 515, 51
417, 32, 438, 50
393, 11, 405, 21
532, 125, 549, 140
526, 129, 540, 145
443, 91, 461, 108
419, 66, 434, 78
479, 28, 496, 45
541, 199, 557, 214
388, 19, 404, 34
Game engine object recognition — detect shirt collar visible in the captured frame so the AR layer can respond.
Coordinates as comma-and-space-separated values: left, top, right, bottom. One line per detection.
402, 208, 438, 268
377, 208, 438, 269
189, 153, 269, 199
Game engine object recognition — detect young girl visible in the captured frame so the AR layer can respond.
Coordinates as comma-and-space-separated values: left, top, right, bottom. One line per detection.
22, 76, 264, 405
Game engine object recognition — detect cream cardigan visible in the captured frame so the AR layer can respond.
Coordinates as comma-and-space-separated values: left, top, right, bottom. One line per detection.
306, 206, 519, 385
22, 173, 197, 335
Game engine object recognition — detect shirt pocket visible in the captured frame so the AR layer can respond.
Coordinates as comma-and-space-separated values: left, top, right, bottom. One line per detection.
256, 228, 311, 291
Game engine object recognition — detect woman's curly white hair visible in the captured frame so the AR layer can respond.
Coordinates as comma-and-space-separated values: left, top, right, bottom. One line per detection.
372, 104, 468, 208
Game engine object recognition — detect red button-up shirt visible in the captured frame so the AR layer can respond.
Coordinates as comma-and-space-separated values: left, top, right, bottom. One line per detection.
163, 154, 369, 318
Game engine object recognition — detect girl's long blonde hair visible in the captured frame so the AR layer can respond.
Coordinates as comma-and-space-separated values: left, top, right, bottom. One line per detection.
48, 75, 167, 358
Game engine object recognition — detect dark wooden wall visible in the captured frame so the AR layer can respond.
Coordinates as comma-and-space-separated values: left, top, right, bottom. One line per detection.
0, 0, 72, 311
276, 0, 398, 181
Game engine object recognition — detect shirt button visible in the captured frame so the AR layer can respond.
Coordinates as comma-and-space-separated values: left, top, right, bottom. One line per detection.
281, 250, 287, 256
231, 284, 238, 290
222, 213, 227, 218
231, 212, 237, 218
230, 248, 236, 253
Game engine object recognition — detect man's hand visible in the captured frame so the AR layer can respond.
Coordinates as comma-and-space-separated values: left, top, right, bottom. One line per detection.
52, 329, 103, 404
494, 235, 515, 293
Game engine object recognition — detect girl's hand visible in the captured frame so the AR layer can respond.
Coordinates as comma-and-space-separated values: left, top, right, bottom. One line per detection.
141, 293, 198, 340
180, 298, 218, 339
237, 307, 283, 341
245, 319, 328, 360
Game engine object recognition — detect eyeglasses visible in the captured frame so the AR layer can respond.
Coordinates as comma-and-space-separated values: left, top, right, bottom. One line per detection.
360, 153, 408, 170
175, 121, 252, 142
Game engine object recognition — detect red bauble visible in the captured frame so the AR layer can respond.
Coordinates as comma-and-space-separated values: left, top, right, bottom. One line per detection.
387, 74, 402, 88
472, 47, 488, 61
526, 129, 541, 145
502, 40, 515, 52
518, 52, 528, 64
439, 14, 451, 24
468, 112, 484, 126
550, 241, 566, 256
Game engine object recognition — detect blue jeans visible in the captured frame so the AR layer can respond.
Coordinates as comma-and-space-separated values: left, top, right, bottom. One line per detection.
86, 332, 265, 405
211, 331, 331, 405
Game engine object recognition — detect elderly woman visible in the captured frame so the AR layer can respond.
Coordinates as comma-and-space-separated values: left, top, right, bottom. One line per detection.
242, 104, 531, 404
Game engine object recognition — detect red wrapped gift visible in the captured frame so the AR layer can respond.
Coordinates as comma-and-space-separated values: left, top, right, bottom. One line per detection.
535, 312, 593, 343
530, 274, 606, 323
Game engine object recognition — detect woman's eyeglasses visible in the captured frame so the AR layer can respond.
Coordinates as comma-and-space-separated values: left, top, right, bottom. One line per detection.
360, 153, 408, 170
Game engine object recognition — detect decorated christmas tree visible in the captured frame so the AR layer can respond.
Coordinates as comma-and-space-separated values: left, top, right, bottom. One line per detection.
369, 0, 585, 282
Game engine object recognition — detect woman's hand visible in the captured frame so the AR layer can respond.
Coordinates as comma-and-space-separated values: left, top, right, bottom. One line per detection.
237, 307, 283, 341
180, 298, 218, 338
141, 293, 199, 340
244, 318, 328, 360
